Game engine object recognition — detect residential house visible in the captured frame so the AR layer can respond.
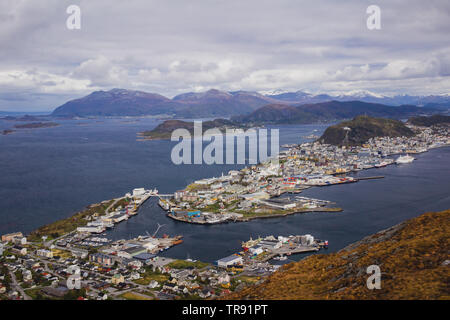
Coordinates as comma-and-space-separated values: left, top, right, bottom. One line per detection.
111, 274, 125, 285
12, 246, 27, 256
36, 249, 54, 259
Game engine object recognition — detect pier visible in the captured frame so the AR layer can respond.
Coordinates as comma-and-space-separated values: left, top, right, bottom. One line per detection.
261, 246, 320, 262
356, 176, 385, 181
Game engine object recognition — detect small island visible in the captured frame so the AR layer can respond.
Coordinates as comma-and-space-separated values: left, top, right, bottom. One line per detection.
0, 115, 46, 121
138, 118, 247, 140
2, 129, 15, 135
13, 122, 59, 129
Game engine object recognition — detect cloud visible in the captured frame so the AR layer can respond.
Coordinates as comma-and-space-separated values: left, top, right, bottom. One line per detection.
0, 69, 91, 93
71, 56, 128, 86
0, 0, 449, 110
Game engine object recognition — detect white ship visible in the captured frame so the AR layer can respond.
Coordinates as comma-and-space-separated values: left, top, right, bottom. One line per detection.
395, 154, 415, 164
375, 161, 388, 168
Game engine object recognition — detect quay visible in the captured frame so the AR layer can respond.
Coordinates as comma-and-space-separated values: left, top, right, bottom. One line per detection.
76, 188, 162, 235
217, 234, 328, 268
237, 207, 343, 222
356, 176, 385, 181
261, 246, 321, 262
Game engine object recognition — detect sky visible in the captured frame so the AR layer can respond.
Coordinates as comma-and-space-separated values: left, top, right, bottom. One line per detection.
0, 0, 449, 111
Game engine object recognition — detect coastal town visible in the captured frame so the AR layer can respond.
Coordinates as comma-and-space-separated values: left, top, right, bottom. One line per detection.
1, 120, 449, 300
160, 122, 450, 224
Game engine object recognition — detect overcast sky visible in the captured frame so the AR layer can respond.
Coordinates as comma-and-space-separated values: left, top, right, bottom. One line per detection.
1, 0, 449, 111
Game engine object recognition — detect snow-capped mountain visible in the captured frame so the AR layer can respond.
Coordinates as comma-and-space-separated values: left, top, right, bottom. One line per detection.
263, 89, 450, 107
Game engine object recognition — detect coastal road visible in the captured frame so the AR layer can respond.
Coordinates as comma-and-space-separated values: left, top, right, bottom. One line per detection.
43, 231, 76, 248
105, 197, 125, 214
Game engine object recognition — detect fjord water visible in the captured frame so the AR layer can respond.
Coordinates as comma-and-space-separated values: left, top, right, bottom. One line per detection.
1, 118, 449, 262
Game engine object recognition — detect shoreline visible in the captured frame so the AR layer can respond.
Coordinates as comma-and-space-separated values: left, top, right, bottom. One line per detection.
167, 206, 343, 224
20, 132, 450, 237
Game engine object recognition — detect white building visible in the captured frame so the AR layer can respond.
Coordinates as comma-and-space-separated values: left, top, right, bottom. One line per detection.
217, 255, 243, 268
76, 226, 105, 234
194, 177, 217, 185
132, 188, 146, 197
142, 239, 159, 251
12, 237, 27, 245
37, 249, 53, 258
249, 245, 264, 255
259, 240, 282, 250
22, 270, 32, 281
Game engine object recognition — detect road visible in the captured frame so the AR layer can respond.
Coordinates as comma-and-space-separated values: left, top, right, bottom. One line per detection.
9, 270, 31, 300
105, 197, 125, 214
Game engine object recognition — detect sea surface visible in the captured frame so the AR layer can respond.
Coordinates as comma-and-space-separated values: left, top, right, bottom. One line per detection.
1, 117, 449, 263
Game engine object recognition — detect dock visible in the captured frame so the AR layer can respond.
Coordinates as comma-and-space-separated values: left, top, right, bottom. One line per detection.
356, 176, 384, 181
262, 246, 320, 261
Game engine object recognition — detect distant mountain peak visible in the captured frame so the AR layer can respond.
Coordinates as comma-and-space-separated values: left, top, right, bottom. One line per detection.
334, 90, 386, 99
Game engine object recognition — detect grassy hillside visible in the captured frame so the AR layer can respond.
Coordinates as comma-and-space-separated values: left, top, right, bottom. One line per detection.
318, 115, 414, 146
225, 209, 449, 300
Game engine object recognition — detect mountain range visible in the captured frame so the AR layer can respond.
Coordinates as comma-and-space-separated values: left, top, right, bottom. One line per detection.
51, 88, 279, 118
234, 101, 433, 124
50, 88, 450, 119
264, 89, 450, 108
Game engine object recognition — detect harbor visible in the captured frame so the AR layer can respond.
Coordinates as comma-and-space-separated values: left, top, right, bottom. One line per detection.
215, 234, 329, 274
1, 118, 449, 300
76, 188, 163, 235
150, 121, 449, 226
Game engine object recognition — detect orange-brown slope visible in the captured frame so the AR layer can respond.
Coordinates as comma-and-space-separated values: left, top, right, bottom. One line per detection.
225, 209, 450, 300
